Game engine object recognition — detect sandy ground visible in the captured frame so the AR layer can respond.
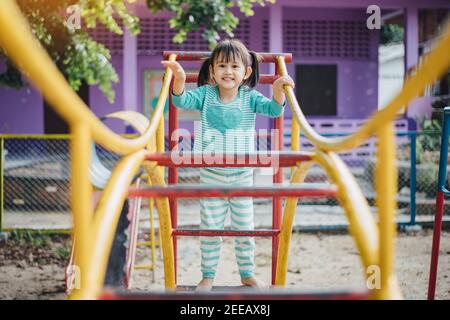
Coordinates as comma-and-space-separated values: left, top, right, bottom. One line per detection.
0, 229, 449, 300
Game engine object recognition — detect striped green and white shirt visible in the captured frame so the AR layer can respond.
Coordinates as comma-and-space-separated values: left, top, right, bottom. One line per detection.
172, 85, 284, 170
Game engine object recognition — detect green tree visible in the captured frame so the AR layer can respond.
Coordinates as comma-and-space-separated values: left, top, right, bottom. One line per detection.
0, 0, 139, 103
0, 0, 275, 103
380, 24, 404, 45
147, 0, 275, 48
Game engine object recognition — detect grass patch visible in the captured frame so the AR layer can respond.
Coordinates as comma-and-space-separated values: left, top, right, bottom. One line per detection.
54, 246, 71, 260
10, 230, 52, 247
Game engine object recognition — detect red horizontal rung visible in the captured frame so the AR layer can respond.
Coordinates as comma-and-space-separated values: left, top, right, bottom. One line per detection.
144, 151, 313, 168
163, 51, 292, 63
172, 229, 279, 237
99, 288, 370, 300
128, 184, 337, 199
186, 73, 280, 84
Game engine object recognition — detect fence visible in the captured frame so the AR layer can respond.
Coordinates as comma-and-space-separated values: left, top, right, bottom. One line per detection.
0, 130, 447, 231
295, 130, 446, 228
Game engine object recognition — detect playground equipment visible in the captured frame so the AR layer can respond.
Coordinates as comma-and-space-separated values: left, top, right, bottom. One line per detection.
428, 106, 450, 300
1, 0, 450, 300
96, 112, 160, 288
66, 112, 159, 292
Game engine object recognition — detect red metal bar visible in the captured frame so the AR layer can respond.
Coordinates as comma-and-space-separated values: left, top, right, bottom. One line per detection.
428, 191, 445, 300
144, 152, 312, 167
128, 185, 337, 199
99, 288, 370, 300
186, 73, 280, 84
173, 229, 279, 237
168, 79, 178, 280
163, 51, 292, 63
271, 62, 283, 285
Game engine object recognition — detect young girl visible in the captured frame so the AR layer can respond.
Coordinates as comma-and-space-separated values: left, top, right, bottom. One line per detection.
161, 39, 294, 291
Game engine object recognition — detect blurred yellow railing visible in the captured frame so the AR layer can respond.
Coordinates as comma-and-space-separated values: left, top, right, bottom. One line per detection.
274, 22, 450, 299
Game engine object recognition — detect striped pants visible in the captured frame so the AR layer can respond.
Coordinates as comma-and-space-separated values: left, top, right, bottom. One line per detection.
199, 168, 255, 279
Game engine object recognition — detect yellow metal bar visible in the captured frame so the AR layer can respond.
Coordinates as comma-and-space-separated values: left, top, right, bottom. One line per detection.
148, 163, 176, 290
285, 54, 300, 162
0, 0, 176, 155
144, 164, 158, 283
275, 161, 313, 285
374, 125, 403, 299
89, 150, 147, 295
142, 160, 159, 282
313, 151, 379, 271
135, 265, 155, 270
156, 113, 165, 152
100, 110, 161, 282
276, 25, 450, 153
70, 150, 147, 299
156, 111, 165, 178
143, 113, 166, 281
290, 115, 300, 176
149, 199, 157, 282
68, 124, 93, 299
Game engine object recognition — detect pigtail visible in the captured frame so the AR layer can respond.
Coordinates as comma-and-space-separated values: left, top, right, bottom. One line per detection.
244, 51, 260, 88
197, 57, 212, 87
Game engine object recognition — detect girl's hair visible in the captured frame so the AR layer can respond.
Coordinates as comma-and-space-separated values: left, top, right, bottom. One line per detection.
197, 39, 261, 88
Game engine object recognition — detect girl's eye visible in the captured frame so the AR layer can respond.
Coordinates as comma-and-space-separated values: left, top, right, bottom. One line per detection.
233, 65, 239, 68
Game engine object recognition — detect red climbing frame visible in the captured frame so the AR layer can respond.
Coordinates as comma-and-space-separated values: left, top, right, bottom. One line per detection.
163, 51, 292, 284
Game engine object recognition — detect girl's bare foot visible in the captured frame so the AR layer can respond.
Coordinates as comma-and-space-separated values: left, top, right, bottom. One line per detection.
241, 276, 267, 290
196, 278, 214, 292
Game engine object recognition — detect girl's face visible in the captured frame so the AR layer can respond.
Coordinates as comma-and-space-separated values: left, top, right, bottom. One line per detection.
210, 54, 252, 91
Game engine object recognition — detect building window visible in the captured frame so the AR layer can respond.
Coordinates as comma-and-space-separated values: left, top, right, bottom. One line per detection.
295, 64, 337, 116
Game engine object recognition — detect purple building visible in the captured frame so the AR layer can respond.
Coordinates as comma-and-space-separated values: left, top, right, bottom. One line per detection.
0, 0, 449, 135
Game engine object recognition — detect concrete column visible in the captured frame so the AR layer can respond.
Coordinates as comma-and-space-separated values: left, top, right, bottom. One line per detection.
405, 6, 419, 74
269, 2, 283, 111
269, 3, 283, 73
123, 28, 138, 112
405, 6, 426, 118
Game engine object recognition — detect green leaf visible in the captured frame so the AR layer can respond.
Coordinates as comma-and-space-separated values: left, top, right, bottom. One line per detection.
145, 0, 275, 48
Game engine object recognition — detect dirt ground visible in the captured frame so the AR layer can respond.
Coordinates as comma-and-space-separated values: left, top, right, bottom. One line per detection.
1, 229, 449, 300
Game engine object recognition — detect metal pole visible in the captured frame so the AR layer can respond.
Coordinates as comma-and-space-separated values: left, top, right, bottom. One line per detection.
428, 106, 450, 299
168, 78, 178, 282
272, 62, 283, 285
410, 131, 417, 225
